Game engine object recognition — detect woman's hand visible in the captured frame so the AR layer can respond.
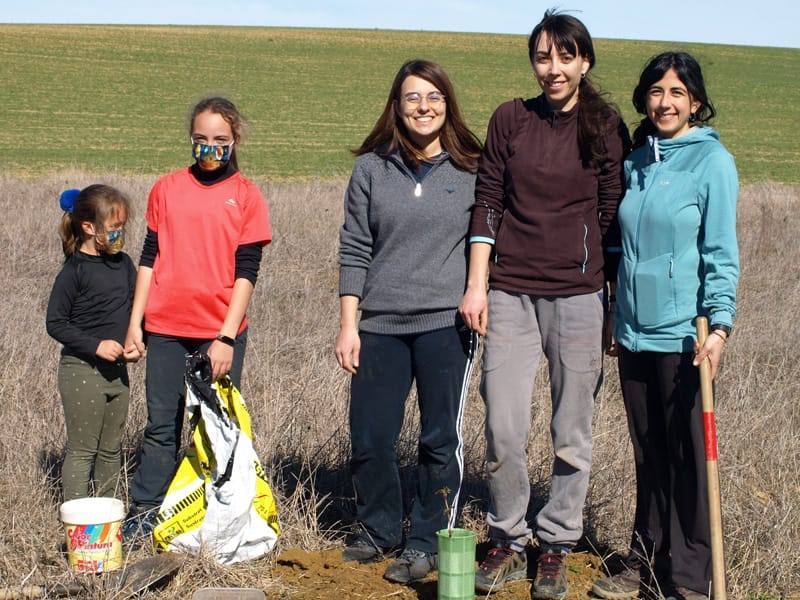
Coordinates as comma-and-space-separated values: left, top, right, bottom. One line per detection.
335, 324, 361, 374
603, 302, 617, 356
459, 286, 488, 336
693, 331, 727, 380
207, 339, 234, 381
96, 339, 124, 362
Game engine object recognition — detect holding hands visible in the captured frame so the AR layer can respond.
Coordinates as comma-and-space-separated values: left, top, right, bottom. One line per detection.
123, 324, 146, 363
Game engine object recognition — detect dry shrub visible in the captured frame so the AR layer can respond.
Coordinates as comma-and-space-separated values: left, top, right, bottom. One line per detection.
0, 173, 796, 597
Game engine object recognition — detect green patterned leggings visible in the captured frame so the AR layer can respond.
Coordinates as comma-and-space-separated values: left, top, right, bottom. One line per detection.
58, 355, 129, 500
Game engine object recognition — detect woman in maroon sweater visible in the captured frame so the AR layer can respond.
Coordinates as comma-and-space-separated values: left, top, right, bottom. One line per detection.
460, 10, 629, 599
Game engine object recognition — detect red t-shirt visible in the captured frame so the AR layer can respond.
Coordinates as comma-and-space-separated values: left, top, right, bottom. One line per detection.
144, 168, 272, 338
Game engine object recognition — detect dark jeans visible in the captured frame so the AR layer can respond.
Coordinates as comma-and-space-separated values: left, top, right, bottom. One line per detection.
130, 331, 247, 509
618, 346, 711, 594
349, 326, 477, 554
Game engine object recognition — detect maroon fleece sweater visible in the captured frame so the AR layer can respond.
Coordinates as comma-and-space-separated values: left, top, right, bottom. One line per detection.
470, 95, 628, 296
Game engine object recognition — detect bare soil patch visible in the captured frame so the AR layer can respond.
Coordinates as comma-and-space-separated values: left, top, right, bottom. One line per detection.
273, 546, 604, 599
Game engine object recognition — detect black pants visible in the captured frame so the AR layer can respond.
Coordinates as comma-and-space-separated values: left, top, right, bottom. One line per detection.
130, 331, 247, 508
618, 347, 711, 594
349, 326, 476, 554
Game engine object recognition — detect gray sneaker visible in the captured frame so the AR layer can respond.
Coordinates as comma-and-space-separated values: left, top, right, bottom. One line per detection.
383, 548, 437, 584
592, 567, 641, 599
475, 545, 528, 593
666, 587, 708, 600
342, 538, 386, 563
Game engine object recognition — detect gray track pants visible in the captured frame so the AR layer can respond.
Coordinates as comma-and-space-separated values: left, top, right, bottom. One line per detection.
483, 289, 603, 549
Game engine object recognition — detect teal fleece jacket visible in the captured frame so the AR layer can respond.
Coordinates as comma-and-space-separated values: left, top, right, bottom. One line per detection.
615, 126, 739, 353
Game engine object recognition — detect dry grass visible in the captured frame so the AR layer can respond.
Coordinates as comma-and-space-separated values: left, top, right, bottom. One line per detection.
0, 174, 797, 598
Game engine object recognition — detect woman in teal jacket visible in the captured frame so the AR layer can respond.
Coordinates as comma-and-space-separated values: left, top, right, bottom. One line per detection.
592, 52, 739, 600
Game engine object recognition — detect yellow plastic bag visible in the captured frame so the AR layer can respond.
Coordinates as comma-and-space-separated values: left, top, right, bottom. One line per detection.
153, 354, 279, 564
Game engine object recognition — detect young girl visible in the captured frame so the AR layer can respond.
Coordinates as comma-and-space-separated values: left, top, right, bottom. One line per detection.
123, 96, 272, 540
46, 184, 136, 501
459, 10, 629, 598
336, 59, 482, 584
592, 52, 739, 600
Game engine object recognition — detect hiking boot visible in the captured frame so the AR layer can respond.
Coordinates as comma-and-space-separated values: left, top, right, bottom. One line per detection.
532, 550, 568, 599
383, 548, 437, 584
342, 538, 386, 564
475, 544, 527, 593
666, 587, 708, 600
592, 566, 641, 599
122, 505, 157, 549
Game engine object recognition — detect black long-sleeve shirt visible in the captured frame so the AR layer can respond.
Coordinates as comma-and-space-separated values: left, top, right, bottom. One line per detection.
46, 251, 136, 361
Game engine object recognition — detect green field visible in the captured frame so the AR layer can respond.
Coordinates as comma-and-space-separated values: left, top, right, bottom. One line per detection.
1, 25, 798, 182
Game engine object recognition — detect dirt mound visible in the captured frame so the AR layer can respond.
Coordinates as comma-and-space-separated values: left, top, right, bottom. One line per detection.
274, 547, 605, 599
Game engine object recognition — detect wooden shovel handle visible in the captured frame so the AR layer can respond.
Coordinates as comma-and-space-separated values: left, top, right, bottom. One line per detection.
696, 316, 727, 600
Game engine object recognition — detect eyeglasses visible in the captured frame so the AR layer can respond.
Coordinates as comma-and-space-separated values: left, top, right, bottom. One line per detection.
401, 91, 446, 105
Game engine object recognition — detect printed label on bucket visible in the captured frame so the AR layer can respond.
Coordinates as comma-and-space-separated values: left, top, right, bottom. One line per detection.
65, 522, 123, 572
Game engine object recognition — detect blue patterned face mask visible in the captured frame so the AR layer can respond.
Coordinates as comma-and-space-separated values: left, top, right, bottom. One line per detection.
104, 228, 125, 254
191, 140, 234, 170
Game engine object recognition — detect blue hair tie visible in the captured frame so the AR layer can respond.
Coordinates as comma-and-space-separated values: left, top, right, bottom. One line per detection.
59, 189, 80, 213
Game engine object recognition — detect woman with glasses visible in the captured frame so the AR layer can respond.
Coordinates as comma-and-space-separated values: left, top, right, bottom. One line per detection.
460, 10, 629, 598
336, 59, 482, 584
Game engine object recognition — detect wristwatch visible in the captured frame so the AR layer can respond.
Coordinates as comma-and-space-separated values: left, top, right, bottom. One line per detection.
710, 324, 732, 338
215, 334, 236, 347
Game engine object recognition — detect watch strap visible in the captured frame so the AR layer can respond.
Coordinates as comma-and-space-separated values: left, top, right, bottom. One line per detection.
215, 334, 235, 347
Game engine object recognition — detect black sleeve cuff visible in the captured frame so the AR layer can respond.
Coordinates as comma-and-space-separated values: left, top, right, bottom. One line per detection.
139, 228, 158, 268
235, 243, 263, 285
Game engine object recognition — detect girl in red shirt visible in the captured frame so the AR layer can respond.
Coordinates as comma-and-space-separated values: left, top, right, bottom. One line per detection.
122, 97, 272, 542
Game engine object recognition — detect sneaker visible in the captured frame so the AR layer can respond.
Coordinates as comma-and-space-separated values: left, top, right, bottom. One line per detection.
592, 553, 647, 599
475, 544, 527, 593
342, 538, 386, 564
121, 506, 157, 549
532, 551, 568, 600
383, 548, 437, 584
592, 567, 641, 599
666, 587, 708, 600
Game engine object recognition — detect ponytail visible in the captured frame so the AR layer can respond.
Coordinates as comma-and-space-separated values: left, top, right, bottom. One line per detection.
59, 211, 82, 258
577, 78, 619, 167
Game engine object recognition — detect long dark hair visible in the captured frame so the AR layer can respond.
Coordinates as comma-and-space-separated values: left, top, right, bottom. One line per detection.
631, 51, 715, 148
189, 96, 246, 169
353, 59, 482, 173
528, 9, 620, 167
59, 185, 131, 258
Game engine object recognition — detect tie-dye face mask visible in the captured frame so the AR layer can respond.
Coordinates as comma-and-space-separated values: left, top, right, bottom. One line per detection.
191, 140, 234, 170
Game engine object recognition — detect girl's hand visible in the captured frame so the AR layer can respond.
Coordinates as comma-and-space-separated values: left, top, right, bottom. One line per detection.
97, 339, 124, 362
693, 331, 727, 380
123, 347, 142, 362
459, 286, 488, 335
207, 339, 233, 381
335, 324, 360, 374
124, 325, 146, 359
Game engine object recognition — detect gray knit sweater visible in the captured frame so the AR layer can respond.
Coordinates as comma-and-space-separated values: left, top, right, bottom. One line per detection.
339, 150, 476, 335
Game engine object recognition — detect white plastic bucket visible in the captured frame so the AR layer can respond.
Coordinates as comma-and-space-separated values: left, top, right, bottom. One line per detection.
60, 497, 125, 572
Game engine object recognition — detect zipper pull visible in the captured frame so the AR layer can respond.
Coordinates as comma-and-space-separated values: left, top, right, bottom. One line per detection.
669, 257, 674, 277
414, 182, 422, 197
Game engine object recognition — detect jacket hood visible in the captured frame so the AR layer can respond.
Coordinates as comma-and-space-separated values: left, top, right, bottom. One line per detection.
647, 126, 720, 163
